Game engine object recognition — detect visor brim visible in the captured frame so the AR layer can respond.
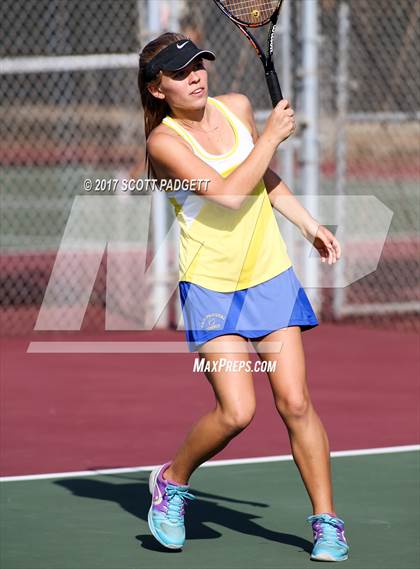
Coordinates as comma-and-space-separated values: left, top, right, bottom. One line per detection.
162, 50, 216, 72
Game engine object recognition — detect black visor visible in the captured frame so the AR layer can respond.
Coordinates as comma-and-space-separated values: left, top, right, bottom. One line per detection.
144, 39, 215, 82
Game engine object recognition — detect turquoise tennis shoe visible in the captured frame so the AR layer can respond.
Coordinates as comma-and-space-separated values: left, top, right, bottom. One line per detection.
307, 513, 349, 561
148, 462, 195, 549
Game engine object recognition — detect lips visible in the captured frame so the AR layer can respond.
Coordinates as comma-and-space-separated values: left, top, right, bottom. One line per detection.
190, 87, 204, 95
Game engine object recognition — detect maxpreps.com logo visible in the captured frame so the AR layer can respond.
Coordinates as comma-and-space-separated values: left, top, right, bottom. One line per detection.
200, 313, 226, 331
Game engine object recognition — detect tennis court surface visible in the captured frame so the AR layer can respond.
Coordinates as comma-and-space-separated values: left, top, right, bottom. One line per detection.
1, 324, 419, 568
1, 452, 419, 569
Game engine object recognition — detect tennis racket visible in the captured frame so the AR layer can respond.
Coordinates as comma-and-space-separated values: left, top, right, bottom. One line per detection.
212, 0, 285, 107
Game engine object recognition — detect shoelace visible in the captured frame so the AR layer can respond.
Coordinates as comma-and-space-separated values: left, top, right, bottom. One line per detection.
165, 484, 196, 525
308, 515, 345, 544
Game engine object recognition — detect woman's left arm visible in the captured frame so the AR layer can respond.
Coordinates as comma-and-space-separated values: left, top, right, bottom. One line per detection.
264, 167, 316, 239
263, 168, 341, 265
222, 92, 341, 264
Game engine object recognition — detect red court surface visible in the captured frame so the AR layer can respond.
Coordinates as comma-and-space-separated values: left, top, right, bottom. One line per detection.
1, 324, 419, 477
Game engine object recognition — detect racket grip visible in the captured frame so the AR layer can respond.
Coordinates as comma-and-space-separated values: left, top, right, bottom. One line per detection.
265, 70, 283, 107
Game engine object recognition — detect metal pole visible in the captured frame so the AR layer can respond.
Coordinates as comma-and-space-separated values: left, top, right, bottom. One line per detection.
279, 0, 295, 261
333, 2, 350, 319
301, 0, 320, 308
165, 0, 184, 329
148, 0, 169, 328
169, 0, 182, 32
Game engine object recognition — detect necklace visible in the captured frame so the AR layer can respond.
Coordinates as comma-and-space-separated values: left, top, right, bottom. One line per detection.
177, 119, 220, 133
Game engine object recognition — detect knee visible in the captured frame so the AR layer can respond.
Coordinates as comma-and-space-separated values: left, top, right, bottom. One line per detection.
276, 393, 311, 421
219, 405, 255, 434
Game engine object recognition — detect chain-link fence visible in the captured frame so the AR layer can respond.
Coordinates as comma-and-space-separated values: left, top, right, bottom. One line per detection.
318, 0, 420, 331
1, 0, 419, 335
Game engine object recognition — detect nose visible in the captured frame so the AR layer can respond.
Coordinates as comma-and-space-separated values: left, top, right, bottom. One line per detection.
189, 70, 200, 83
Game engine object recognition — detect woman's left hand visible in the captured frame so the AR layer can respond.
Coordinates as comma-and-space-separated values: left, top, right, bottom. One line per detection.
303, 223, 341, 265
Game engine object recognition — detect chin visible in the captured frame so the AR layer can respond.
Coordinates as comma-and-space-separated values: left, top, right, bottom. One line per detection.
191, 90, 208, 105
180, 98, 205, 112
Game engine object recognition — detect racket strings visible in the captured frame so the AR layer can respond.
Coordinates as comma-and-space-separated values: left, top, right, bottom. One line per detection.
220, 0, 280, 25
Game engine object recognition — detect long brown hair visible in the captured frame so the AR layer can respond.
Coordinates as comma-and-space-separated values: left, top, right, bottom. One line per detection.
138, 32, 187, 178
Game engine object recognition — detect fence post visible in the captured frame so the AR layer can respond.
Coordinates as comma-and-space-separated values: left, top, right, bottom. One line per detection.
279, 0, 296, 261
301, 0, 321, 309
333, 1, 350, 320
147, 0, 169, 328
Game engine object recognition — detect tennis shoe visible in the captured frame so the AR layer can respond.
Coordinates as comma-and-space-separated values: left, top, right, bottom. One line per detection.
307, 513, 349, 561
148, 462, 195, 549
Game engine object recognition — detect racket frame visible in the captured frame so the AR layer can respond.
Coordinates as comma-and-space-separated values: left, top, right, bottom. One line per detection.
213, 0, 284, 106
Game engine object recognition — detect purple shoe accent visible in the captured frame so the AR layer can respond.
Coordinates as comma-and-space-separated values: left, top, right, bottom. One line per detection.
152, 463, 171, 514
151, 462, 191, 515
309, 514, 347, 544
158, 462, 189, 487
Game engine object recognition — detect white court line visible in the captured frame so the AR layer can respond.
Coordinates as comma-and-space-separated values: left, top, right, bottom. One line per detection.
1, 444, 418, 483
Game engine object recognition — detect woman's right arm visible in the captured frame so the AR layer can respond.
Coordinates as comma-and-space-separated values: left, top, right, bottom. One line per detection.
147, 99, 295, 210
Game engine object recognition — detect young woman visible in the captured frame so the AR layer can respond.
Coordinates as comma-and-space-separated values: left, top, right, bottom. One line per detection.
138, 32, 349, 562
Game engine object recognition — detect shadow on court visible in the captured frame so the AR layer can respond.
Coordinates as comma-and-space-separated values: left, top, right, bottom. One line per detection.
55, 475, 312, 555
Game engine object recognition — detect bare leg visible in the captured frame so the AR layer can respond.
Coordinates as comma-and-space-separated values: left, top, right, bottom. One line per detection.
164, 335, 256, 485
253, 327, 336, 515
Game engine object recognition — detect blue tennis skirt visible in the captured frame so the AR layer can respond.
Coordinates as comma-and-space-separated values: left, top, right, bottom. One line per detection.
179, 266, 319, 352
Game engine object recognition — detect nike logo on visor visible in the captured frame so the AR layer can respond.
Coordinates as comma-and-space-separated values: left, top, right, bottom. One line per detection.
177, 41, 189, 49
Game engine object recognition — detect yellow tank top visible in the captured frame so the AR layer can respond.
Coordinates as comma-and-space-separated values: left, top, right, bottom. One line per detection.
162, 96, 292, 292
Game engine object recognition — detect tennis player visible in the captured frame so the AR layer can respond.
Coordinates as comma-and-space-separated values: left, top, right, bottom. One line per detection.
138, 32, 349, 562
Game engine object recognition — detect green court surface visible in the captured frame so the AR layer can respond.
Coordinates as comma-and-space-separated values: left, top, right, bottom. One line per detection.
1, 451, 419, 569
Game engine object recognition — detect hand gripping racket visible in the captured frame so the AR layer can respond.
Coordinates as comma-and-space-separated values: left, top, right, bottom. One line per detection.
212, 0, 285, 107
